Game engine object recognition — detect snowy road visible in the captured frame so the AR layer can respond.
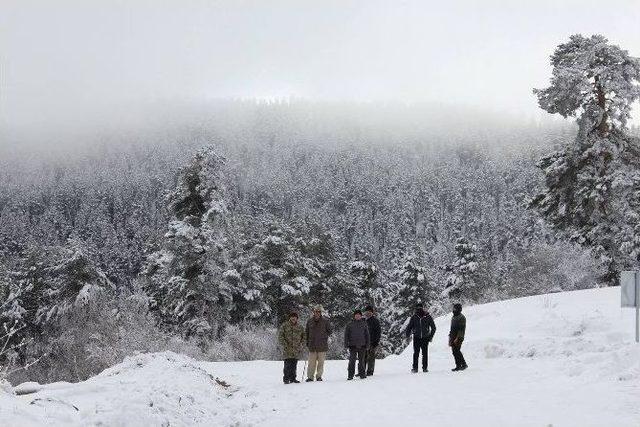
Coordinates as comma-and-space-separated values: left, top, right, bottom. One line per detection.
211, 288, 640, 426
2, 288, 639, 426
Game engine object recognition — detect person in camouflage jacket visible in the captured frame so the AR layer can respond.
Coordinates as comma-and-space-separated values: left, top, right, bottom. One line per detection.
278, 311, 306, 384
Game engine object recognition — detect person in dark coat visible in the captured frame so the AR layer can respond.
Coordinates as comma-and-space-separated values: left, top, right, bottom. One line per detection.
344, 310, 370, 380
405, 303, 436, 373
449, 303, 468, 371
363, 305, 381, 376
278, 311, 305, 384
305, 305, 332, 382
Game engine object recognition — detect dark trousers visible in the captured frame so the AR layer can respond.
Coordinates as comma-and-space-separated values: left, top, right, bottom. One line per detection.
412, 337, 429, 370
452, 341, 467, 367
283, 358, 298, 382
365, 345, 377, 375
348, 347, 367, 378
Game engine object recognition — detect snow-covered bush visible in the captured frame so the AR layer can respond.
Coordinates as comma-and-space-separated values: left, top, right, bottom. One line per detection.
9, 290, 202, 384
205, 324, 279, 361
0, 321, 21, 386
502, 242, 603, 298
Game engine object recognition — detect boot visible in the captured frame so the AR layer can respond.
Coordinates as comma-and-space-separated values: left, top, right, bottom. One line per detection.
305, 378, 314, 382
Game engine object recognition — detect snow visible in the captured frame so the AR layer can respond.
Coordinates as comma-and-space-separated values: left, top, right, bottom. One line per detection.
2, 287, 639, 426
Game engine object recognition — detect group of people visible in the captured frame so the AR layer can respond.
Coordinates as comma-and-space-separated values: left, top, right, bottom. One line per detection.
277, 302, 467, 384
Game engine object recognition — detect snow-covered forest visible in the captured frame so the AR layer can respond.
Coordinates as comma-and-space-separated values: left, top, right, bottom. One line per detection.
3, 98, 631, 384
2, 0, 640, 421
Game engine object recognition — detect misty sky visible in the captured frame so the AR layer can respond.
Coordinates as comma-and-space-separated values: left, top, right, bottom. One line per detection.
2, 0, 640, 133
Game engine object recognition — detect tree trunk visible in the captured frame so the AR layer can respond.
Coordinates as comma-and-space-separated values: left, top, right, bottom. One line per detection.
594, 77, 609, 136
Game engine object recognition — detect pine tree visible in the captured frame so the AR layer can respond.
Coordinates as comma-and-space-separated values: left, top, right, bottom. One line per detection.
144, 147, 233, 339
443, 236, 479, 300
385, 255, 433, 353
531, 34, 640, 284
1, 239, 112, 363
347, 259, 379, 303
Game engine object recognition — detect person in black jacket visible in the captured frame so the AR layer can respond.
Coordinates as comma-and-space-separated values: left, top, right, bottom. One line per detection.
405, 303, 436, 373
449, 303, 467, 371
363, 305, 381, 376
344, 310, 370, 380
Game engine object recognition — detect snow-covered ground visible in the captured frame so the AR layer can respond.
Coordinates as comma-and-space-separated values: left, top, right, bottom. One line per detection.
1, 287, 639, 426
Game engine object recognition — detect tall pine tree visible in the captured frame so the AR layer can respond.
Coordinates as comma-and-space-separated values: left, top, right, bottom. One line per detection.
144, 147, 233, 339
531, 35, 640, 284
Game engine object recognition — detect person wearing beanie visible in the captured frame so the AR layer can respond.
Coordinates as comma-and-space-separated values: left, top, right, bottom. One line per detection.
344, 309, 370, 380
278, 311, 305, 384
449, 303, 468, 371
363, 305, 381, 376
405, 302, 436, 373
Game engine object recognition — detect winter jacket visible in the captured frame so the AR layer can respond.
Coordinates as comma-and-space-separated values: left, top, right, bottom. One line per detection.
405, 313, 436, 341
306, 316, 332, 352
366, 315, 382, 348
449, 313, 466, 341
344, 319, 370, 349
278, 321, 306, 359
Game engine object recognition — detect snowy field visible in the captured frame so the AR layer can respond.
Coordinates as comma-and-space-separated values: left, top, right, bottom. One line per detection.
1, 287, 639, 427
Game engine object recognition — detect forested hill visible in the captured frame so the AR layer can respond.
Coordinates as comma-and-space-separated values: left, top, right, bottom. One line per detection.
0, 101, 601, 383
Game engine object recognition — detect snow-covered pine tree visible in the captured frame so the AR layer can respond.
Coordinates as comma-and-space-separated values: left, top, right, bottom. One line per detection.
1, 239, 112, 363
385, 255, 433, 353
256, 223, 335, 324
443, 236, 479, 300
144, 147, 233, 339
347, 259, 379, 304
531, 34, 640, 284
225, 241, 270, 323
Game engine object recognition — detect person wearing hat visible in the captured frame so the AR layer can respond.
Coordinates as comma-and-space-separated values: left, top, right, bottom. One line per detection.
305, 305, 332, 382
344, 309, 370, 380
363, 305, 381, 376
449, 303, 468, 371
405, 302, 436, 373
278, 311, 306, 384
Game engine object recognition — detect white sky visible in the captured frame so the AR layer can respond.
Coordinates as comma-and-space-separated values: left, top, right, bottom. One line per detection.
1, 0, 640, 132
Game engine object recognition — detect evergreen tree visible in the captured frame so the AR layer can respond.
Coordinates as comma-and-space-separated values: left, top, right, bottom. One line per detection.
347, 259, 379, 303
444, 237, 479, 300
1, 239, 112, 362
144, 147, 233, 339
385, 255, 433, 353
531, 34, 640, 284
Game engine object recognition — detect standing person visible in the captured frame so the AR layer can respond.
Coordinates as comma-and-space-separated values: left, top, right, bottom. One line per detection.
405, 303, 436, 373
449, 303, 468, 371
364, 305, 381, 377
344, 310, 370, 380
278, 311, 305, 384
305, 305, 332, 382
